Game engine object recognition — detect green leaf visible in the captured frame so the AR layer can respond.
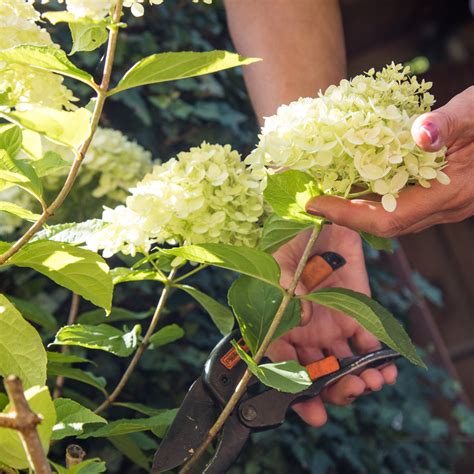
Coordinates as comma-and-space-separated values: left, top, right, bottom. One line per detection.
3, 240, 113, 312
70, 23, 108, 55
176, 285, 234, 335
51, 458, 106, 474
113, 402, 164, 417
166, 243, 281, 286
30, 151, 70, 177
149, 324, 184, 348
259, 213, 312, 253
77, 307, 153, 325
47, 351, 92, 365
0, 45, 94, 86
360, 231, 394, 252
232, 342, 311, 394
0, 150, 43, 200
78, 410, 177, 439
301, 288, 425, 367
0, 385, 56, 469
228, 276, 300, 355
264, 170, 323, 224
32, 219, 105, 245
52, 398, 106, 440
0, 294, 47, 388
2, 107, 91, 149
0, 124, 22, 157
108, 435, 150, 470
0, 201, 40, 222
8, 295, 57, 331
47, 363, 107, 395
111, 267, 166, 285
51, 324, 141, 357
110, 50, 260, 95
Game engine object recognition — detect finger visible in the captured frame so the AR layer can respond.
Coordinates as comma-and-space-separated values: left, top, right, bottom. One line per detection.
321, 374, 366, 406
380, 364, 398, 385
352, 327, 381, 355
266, 338, 298, 363
359, 368, 384, 392
411, 86, 474, 152
293, 397, 328, 427
306, 180, 449, 238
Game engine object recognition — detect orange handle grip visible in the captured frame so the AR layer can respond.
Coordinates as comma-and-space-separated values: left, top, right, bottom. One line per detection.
306, 355, 340, 381
300, 255, 334, 291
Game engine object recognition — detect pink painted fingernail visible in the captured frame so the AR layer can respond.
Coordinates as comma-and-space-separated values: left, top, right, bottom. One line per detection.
420, 121, 439, 146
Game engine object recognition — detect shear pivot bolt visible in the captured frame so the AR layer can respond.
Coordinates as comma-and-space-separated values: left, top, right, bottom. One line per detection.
241, 405, 257, 421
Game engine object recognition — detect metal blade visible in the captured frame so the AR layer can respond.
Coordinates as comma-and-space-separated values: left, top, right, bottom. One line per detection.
152, 376, 218, 473
203, 410, 251, 474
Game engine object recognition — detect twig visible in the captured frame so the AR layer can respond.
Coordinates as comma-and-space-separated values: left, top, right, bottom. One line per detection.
180, 224, 322, 473
94, 267, 178, 414
174, 264, 208, 284
0, 376, 51, 474
53, 293, 81, 399
0, 0, 124, 266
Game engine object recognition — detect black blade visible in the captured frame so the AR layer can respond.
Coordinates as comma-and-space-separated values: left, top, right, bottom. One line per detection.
152, 377, 218, 473
203, 410, 251, 474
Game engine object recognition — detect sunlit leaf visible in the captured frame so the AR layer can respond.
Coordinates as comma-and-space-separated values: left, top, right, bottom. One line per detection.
51, 324, 141, 357
0, 294, 47, 388
110, 50, 260, 95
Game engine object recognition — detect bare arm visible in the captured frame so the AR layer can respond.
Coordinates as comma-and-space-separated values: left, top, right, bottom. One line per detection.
225, 0, 346, 122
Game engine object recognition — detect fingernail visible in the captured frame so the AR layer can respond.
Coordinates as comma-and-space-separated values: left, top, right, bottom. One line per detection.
420, 121, 439, 146
305, 200, 325, 217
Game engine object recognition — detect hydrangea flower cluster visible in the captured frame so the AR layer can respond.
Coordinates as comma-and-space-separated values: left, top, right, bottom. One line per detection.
86, 143, 265, 257
59, 0, 212, 19
247, 63, 449, 212
0, 0, 76, 111
0, 128, 153, 234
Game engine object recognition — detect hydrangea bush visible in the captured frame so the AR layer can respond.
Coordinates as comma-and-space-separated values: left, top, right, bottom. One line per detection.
0, 0, 453, 472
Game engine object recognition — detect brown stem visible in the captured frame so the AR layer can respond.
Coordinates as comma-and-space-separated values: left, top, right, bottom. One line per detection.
0, 0, 124, 266
180, 225, 322, 473
53, 293, 81, 399
0, 376, 51, 474
94, 267, 178, 414
65, 445, 86, 467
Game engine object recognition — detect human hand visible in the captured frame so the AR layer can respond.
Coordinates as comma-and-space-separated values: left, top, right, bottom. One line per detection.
268, 224, 397, 427
305, 86, 474, 237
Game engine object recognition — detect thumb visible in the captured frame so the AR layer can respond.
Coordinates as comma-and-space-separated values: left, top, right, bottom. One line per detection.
411, 86, 474, 152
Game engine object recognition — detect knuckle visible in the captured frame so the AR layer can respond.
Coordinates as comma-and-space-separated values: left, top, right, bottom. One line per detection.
374, 217, 403, 238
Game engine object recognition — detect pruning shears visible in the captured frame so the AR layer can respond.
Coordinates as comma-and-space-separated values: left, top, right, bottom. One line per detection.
152, 252, 400, 473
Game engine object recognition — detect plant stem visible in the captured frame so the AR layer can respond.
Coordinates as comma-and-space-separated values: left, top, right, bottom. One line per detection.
0, 376, 51, 474
53, 293, 81, 399
173, 264, 208, 284
0, 1, 124, 266
346, 189, 372, 199
95, 267, 178, 414
180, 224, 322, 473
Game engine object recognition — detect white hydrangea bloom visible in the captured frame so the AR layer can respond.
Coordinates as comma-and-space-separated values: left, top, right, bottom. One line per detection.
248, 63, 449, 212
79, 127, 154, 200
65, 0, 113, 19
0, 0, 76, 110
62, 0, 211, 19
87, 142, 265, 257
0, 128, 153, 234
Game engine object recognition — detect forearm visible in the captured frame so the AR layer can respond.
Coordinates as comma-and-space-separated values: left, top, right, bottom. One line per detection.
225, 0, 346, 123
